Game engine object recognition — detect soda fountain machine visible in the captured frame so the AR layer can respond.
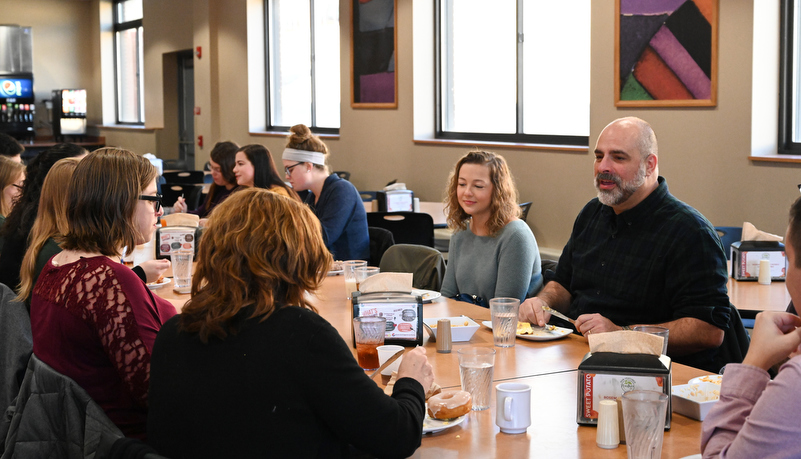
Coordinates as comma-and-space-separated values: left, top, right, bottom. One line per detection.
0, 74, 35, 139
52, 88, 87, 139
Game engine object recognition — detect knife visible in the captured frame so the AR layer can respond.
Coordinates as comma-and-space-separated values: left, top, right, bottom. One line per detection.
541, 304, 576, 325
369, 349, 404, 379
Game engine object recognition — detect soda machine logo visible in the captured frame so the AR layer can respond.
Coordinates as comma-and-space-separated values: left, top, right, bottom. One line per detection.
0, 80, 20, 98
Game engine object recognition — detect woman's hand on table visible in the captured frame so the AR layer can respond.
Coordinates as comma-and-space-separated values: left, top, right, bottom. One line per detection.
397, 347, 434, 393
173, 196, 187, 213
742, 311, 801, 371
139, 259, 171, 283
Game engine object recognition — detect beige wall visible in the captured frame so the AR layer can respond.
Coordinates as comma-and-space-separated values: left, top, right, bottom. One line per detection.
18, 0, 801, 254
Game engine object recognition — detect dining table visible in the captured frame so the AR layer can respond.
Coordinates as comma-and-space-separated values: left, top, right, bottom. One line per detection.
153, 271, 712, 459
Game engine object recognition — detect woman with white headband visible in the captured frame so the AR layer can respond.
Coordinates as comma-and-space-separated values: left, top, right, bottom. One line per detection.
282, 124, 369, 261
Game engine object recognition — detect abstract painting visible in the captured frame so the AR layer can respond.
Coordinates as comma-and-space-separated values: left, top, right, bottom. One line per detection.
615, 0, 718, 107
351, 0, 397, 108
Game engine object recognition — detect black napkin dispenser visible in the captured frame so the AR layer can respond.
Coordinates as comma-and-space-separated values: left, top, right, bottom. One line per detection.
731, 241, 787, 281
576, 352, 671, 429
351, 291, 423, 347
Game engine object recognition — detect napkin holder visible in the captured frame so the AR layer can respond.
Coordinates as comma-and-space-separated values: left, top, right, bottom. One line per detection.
352, 291, 423, 347
731, 241, 787, 281
576, 352, 671, 429
376, 190, 414, 212
155, 226, 203, 259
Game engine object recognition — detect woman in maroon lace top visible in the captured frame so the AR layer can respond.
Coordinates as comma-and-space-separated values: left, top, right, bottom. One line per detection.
30, 148, 178, 440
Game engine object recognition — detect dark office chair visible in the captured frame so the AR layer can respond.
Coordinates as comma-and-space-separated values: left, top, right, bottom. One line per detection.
333, 171, 351, 181
379, 244, 447, 291
367, 212, 435, 248
715, 226, 742, 260
711, 303, 750, 374
162, 170, 205, 184
359, 191, 378, 202
162, 183, 204, 211
161, 159, 188, 171
519, 202, 532, 223
368, 227, 395, 267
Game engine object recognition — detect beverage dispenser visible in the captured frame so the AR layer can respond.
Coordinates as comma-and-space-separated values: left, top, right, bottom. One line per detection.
52, 89, 87, 138
0, 74, 35, 138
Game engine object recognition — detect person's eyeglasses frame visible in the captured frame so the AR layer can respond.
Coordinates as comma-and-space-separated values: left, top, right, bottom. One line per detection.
139, 194, 163, 213
285, 161, 305, 176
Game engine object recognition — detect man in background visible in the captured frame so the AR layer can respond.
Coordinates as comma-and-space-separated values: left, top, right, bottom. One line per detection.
0, 133, 23, 163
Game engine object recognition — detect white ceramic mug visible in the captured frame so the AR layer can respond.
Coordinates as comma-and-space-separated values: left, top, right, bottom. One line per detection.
495, 382, 531, 434
377, 345, 404, 376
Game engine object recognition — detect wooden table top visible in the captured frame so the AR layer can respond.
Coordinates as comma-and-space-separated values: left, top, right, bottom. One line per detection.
155, 273, 710, 458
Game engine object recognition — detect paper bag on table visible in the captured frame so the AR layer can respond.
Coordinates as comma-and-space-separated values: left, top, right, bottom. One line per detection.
358, 272, 413, 294
587, 331, 663, 355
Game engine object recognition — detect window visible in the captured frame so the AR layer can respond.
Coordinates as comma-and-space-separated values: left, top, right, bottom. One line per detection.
113, 0, 144, 124
436, 0, 590, 146
266, 0, 340, 132
780, 0, 801, 154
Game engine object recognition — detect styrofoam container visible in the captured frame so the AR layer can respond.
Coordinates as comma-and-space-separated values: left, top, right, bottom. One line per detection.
424, 317, 479, 342
671, 382, 720, 421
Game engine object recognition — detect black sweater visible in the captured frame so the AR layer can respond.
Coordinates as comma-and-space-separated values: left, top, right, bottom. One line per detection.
147, 306, 425, 458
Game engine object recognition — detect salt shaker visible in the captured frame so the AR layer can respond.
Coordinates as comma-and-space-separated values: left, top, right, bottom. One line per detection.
436, 319, 452, 353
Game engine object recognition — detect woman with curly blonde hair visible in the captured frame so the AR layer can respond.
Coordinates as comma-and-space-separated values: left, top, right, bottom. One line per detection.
440, 150, 542, 306
147, 188, 433, 458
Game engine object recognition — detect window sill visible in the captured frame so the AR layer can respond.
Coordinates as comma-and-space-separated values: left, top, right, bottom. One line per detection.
97, 124, 158, 132
413, 137, 588, 153
749, 154, 801, 164
249, 130, 340, 141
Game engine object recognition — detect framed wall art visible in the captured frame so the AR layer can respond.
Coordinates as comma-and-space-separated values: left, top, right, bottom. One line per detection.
351, 0, 397, 108
615, 0, 718, 107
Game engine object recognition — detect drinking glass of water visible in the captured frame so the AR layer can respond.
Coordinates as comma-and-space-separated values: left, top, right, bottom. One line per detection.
457, 347, 495, 410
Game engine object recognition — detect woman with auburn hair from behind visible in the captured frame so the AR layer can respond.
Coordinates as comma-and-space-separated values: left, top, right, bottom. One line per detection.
233, 143, 298, 199
30, 148, 177, 440
147, 188, 433, 459
281, 123, 369, 260
16, 157, 80, 307
440, 150, 542, 306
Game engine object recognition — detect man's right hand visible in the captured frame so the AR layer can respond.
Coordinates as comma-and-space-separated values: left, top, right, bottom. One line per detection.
519, 297, 552, 327
742, 312, 801, 371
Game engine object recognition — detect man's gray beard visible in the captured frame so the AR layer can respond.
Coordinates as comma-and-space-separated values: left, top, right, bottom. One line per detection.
595, 163, 647, 207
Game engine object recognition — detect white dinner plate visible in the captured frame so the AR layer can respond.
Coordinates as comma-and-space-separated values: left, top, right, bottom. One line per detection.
482, 320, 572, 341
147, 278, 171, 290
412, 289, 441, 303
422, 410, 466, 434
689, 374, 722, 385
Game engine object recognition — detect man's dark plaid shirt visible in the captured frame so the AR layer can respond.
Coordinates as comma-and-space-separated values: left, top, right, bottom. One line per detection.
549, 177, 731, 341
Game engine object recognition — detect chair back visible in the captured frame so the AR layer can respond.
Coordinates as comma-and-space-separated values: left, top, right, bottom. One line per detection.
161, 170, 205, 184
0, 283, 31, 420
379, 244, 447, 291
368, 227, 395, 267
519, 202, 532, 223
162, 183, 204, 211
367, 212, 435, 247
359, 191, 378, 202
0, 354, 123, 458
333, 171, 351, 181
715, 226, 742, 260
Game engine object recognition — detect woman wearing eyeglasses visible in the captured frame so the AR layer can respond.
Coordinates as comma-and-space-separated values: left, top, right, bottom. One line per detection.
172, 141, 241, 217
0, 155, 24, 227
30, 148, 177, 440
233, 144, 298, 199
281, 124, 369, 261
